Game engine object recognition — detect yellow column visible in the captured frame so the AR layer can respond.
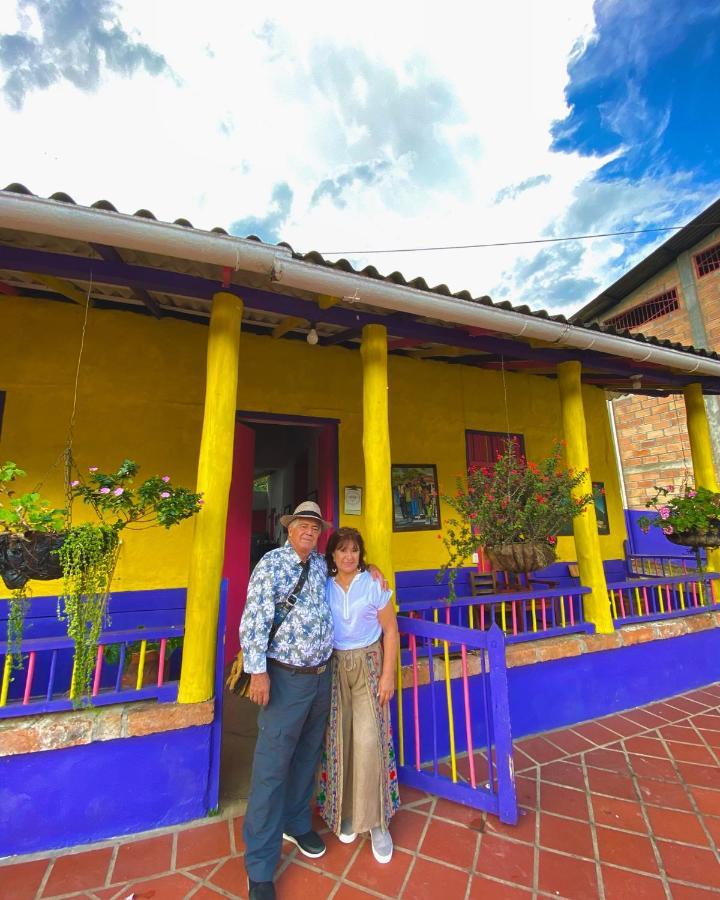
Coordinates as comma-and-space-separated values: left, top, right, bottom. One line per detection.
360, 325, 395, 593
557, 361, 614, 632
179, 291, 244, 703
683, 383, 720, 573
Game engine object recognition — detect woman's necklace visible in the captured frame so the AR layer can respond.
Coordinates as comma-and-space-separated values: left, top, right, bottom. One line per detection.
335, 573, 355, 591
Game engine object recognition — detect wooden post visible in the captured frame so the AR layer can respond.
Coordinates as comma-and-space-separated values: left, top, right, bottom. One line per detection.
179, 291, 244, 704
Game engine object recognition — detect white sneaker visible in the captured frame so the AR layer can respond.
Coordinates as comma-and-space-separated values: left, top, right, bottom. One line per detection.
338, 819, 357, 844
370, 826, 393, 864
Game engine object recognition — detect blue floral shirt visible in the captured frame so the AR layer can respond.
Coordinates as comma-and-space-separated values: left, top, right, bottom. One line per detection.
239, 543, 333, 673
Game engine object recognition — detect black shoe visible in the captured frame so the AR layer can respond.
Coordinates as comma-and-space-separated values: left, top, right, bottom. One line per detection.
248, 878, 276, 900
282, 829, 326, 858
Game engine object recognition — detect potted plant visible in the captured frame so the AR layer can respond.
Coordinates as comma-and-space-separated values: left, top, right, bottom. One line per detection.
0, 462, 66, 666
638, 483, 720, 568
440, 439, 593, 596
103, 634, 184, 689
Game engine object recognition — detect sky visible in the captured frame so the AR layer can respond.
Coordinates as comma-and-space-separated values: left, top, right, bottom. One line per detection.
0, 0, 718, 316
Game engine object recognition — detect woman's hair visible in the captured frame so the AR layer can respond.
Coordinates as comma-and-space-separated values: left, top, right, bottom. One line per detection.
325, 527, 367, 575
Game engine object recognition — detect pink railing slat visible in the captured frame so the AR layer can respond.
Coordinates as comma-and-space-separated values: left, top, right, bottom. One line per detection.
541, 598, 547, 631
569, 593, 575, 626
92, 645, 104, 697
460, 644, 477, 789
23, 652, 36, 705
157, 638, 167, 686
411, 634, 421, 771
511, 601, 518, 636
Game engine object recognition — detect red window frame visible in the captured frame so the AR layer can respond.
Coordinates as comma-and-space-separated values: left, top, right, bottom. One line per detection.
694, 242, 720, 278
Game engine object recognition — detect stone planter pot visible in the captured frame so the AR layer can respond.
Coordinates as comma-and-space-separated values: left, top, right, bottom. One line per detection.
484, 541, 557, 574
666, 528, 720, 549
0, 531, 65, 589
121, 649, 160, 690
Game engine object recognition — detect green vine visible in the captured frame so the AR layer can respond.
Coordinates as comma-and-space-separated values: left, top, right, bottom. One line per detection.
7, 587, 29, 672
56, 524, 120, 704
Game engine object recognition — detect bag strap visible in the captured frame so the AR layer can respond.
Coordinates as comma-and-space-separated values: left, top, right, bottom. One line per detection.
266, 557, 311, 647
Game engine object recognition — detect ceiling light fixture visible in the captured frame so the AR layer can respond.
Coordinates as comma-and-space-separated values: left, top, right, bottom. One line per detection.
306, 325, 319, 345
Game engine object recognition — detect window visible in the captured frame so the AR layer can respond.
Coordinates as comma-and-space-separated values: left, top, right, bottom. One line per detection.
604, 289, 679, 331
466, 430, 525, 471
695, 242, 720, 278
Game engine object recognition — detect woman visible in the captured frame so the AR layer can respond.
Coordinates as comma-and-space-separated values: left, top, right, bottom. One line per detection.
317, 527, 400, 864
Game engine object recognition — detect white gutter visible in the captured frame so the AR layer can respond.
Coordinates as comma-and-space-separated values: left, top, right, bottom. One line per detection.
3, 190, 720, 379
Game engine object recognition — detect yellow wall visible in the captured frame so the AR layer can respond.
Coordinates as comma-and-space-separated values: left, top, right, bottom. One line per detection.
1, 295, 627, 595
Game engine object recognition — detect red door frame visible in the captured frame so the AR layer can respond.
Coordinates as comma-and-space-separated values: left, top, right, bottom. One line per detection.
222, 411, 339, 663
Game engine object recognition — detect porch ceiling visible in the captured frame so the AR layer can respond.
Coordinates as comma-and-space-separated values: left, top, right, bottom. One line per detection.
3, 184, 720, 396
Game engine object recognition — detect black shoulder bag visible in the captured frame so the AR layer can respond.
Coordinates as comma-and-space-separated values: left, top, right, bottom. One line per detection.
226, 558, 311, 697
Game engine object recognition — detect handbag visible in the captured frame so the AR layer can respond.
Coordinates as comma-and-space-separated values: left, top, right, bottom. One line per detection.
226, 558, 311, 697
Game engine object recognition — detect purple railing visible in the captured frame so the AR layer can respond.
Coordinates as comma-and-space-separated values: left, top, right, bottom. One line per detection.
626, 554, 702, 578
398, 584, 593, 644
0, 624, 184, 718
609, 573, 720, 626
395, 617, 517, 824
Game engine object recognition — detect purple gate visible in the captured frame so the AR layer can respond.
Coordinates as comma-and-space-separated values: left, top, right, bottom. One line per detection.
394, 617, 518, 825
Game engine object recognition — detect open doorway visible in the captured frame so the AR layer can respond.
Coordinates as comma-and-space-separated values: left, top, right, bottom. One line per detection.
219, 412, 338, 809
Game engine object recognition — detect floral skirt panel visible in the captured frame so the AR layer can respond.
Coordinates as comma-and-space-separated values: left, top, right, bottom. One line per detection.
316, 644, 400, 835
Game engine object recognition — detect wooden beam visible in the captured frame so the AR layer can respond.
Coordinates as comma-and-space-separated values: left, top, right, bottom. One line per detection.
318, 294, 339, 310
272, 316, 307, 339
32, 274, 88, 305
90, 243, 162, 317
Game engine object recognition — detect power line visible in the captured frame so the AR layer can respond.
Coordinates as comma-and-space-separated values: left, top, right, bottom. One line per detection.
317, 223, 706, 256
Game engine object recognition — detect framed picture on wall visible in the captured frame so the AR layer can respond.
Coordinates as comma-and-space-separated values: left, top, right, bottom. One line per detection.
344, 485, 362, 515
559, 482, 610, 536
391, 464, 440, 532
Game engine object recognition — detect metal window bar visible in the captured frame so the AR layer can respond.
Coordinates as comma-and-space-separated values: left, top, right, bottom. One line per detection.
396, 615, 518, 824
605, 289, 679, 331
695, 242, 720, 278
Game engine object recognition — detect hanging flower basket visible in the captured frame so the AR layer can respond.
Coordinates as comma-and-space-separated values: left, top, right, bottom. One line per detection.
665, 527, 720, 549
484, 541, 558, 574
0, 530, 66, 589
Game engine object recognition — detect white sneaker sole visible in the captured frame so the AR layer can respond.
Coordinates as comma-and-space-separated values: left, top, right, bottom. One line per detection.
282, 832, 327, 858
371, 839, 393, 864
338, 831, 357, 844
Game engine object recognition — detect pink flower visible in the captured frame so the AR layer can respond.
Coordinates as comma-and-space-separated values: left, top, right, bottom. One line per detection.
162, 475, 171, 483
198, 498, 205, 505
89, 467, 98, 473
663, 525, 674, 535
99, 487, 110, 494
160, 491, 170, 499
688, 490, 697, 498
113, 487, 124, 497
70, 480, 80, 488
659, 506, 671, 520
666, 485, 674, 492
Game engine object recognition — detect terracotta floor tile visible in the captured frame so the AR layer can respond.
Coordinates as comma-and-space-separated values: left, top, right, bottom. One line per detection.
514, 774, 539, 808
539, 782, 590, 820
645, 805, 710, 846
307, 834, 361, 876
621, 709, 671, 730
657, 840, 720, 888
659, 723, 706, 745
600, 714, 644, 737
678, 761, 720, 789
207, 857, 248, 897
475, 833, 535, 888
601, 864, 666, 900
628, 753, 681, 782
539, 812, 594, 858
595, 826, 659, 874
120, 872, 201, 899
176, 820, 232, 869
344, 843, 412, 896
699, 728, 720, 749
389, 808, 429, 852
433, 797, 486, 827
333, 885, 381, 900
512, 748, 537, 772
702, 813, 720, 847
274, 861, 337, 900
693, 713, 720, 731
402, 857, 469, 900
591, 795, 648, 833
586, 766, 637, 800
42, 848, 113, 897
624, 735, 670, 758
419, 818, 478, 869
573, 720, 626, 745
397, 784, 430, 806
468, 874, 533, 898
0, 859, 50, 900
232, 815, 246, 854
668, 740, 718, 766
635, 776, 694, 811
110, 834, 173, 884
484, 807, 536, 845
186, 862, 220, 880
516, 735, 566, 764
190, 887, 227, 899
537, 848, 599, 898
545, 728, 597, 755
583, 747, 631, 775
539, 759, 586, 790
669, 696, 711, 714
645, 702, 689, 722
667, 884, 720, 899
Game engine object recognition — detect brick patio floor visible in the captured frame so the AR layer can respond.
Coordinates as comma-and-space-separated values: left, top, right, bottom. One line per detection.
2, 683, 720, 899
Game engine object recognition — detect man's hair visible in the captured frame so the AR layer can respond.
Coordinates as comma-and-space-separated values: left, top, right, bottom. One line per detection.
325, 527, 367, 575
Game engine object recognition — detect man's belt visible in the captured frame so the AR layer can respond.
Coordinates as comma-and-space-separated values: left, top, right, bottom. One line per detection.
268, 658, 330, 675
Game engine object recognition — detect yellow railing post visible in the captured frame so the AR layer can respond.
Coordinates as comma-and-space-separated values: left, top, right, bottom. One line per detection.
557, 361, 614, 633
683, 383, 720, 576
179, 291, 244, 704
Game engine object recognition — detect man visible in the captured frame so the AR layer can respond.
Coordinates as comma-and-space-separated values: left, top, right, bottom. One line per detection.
241, 500, 383, 900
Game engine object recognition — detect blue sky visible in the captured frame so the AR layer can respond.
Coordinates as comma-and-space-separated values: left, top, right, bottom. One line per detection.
0, 0, 718, 315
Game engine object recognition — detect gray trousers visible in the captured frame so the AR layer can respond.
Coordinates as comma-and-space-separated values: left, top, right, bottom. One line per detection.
243, 663, 331, 882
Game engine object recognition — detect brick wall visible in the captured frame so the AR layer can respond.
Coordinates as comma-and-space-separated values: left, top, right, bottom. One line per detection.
693, 228, 720, 349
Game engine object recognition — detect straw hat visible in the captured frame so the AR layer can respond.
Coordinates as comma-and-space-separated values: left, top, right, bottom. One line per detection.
280, 500, 333, 530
